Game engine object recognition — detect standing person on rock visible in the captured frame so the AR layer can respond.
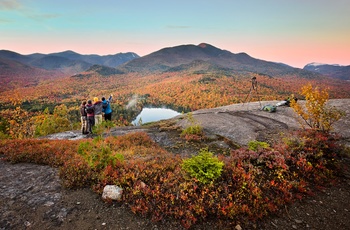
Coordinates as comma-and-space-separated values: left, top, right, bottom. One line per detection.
93, 97, 103, 126
102, 95, 113, 121
85, 100, 95, 134
80, 101, 88, 134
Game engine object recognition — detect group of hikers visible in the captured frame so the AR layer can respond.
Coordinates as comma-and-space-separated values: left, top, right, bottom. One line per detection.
80, 95, 113, 134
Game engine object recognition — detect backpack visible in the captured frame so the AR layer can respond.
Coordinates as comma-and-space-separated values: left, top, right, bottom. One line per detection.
86, 105, 94, 114
262, 104, 277, 113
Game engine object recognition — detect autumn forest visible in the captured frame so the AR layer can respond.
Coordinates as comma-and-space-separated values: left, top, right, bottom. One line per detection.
1, 60, 350, 139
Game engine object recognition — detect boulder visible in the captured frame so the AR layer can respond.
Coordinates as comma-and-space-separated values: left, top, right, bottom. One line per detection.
102, 185, 123, 201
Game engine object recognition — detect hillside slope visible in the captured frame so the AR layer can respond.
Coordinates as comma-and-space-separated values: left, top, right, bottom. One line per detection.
0, 58, 63, 91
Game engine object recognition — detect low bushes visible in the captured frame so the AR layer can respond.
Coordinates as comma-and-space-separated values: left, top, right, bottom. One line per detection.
0, 130, 345, 229
0, 139, 79, 166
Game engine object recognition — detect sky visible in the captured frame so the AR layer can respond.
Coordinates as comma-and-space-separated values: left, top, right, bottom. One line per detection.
1, 0, 349, 68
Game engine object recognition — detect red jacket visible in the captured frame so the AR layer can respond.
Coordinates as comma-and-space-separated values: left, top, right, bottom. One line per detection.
85, 104, 94, 117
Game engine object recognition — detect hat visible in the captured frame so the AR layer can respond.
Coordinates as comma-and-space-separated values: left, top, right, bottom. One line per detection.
93, 97, 98, 102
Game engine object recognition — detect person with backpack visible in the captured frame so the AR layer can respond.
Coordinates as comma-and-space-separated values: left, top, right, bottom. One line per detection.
80, 101, 88, 134
85, 100, 95, 134
102, 95, 113, 121
93, 97, 103, 126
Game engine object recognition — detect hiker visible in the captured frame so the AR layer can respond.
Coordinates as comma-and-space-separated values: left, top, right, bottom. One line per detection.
80, 101, 88, 134
102, 95, 113, 121
93, 97, 103, 126
85, 100, 95, 134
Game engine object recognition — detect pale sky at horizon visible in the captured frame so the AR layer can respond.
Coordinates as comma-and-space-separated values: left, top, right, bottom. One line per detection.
1, 0, 349, 68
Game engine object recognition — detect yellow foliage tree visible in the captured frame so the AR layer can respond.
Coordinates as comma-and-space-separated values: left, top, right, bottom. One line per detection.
290, 83, 345, 132
34, 104, 71, 137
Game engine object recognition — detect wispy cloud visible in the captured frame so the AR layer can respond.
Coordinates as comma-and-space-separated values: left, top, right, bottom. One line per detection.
0, 0, 22, 10
0, 0, 60, 22
0, 18, 12, 23
28, 13, 60, 21
166, 25, 191, 29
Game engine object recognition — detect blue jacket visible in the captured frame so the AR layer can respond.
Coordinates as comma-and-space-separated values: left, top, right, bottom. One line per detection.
102, 95, 113, 114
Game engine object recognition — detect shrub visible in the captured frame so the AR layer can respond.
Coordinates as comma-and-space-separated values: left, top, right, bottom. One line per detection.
78, 139, 124, 171
283, 129, 342, 184
182, 148, 224, 184
92, 120, 115, 137
59, 155, 94, 188
181, 113, 204, 141
248, 140, 270, 151
181, 124, 203, 136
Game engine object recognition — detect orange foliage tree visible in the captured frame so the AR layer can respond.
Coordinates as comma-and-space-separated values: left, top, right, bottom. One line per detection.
0, 92, 34, 139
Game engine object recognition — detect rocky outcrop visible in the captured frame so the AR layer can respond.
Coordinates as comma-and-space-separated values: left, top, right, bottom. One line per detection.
44, 99, 350, 148
176, 99, 350, 147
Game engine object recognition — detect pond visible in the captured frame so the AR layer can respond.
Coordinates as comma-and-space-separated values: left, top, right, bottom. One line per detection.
132, 107, 181, 125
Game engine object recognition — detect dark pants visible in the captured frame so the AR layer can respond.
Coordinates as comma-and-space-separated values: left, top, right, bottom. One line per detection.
104, 112, 112, 121
87, 116, 95, 133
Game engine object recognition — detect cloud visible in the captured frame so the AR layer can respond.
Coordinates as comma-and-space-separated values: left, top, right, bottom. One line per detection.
28, 13, 60, 21
0, 0, 22, 10
0, 0, 60, 22
0, 18, 12, 23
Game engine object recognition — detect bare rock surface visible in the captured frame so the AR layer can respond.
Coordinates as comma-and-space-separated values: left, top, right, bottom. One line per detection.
178, 99, 350, 147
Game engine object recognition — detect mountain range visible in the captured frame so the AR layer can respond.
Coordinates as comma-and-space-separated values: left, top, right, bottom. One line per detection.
1, 43, 349, 80
0, 50, 139, 75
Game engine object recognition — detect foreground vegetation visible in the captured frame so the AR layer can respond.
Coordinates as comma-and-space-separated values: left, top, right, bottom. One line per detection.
0, 130, 347, 228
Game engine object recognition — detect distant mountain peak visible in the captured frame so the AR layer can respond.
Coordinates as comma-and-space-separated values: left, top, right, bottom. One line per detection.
304, 62, 350, 80
306, 62, 344, 67
198, 43, 209, 48
60, 50, 80, 55
306, 62, 327, 67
